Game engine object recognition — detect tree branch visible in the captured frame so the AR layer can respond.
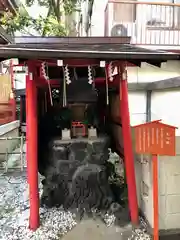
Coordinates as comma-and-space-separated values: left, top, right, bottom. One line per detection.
42, 5, 53, 36
52, 0, 61, 22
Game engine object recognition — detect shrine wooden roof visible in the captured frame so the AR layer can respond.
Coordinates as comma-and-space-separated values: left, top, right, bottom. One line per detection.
0, 37, 179, 63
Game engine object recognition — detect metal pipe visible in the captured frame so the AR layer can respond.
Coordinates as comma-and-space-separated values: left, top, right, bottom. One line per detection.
20, 95, 23, 124
146, 90, 152, 122
20, 134, 24, 171
10, 60, 16, 121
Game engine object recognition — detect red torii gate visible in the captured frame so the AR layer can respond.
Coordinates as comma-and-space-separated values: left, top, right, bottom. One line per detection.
25, 59, 138, 230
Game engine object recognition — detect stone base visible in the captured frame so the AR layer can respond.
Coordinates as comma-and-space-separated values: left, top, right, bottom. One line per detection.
40, 135, 120, 212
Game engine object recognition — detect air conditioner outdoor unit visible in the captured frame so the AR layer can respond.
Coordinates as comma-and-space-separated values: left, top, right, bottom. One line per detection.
110, 22, 137, 42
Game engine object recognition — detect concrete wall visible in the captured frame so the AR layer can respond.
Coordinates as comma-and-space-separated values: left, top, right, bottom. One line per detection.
151, 88, 180, 135
128, 91, 146, 125
135, 139, 180, 231
127, 62, 180, 83
0, 120, 20, 165
158, 141, 180, 230
126, 63, 180, 231
134, 87, 180, 231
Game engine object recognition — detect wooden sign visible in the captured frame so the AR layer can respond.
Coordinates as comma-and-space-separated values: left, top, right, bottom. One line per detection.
133, 120, 177, 156
0, 74, 11, 103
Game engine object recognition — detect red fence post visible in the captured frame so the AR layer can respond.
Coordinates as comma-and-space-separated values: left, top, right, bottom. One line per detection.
26, 66, 40, 230
119, 65, 139, 225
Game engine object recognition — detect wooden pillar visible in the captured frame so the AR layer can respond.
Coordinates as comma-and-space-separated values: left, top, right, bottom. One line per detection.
26, 65, 40, 230
119, 65, 139, 225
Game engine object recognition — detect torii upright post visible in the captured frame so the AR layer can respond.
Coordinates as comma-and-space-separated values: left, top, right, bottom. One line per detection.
26, 64, 40, 230
119, 65, 139, 225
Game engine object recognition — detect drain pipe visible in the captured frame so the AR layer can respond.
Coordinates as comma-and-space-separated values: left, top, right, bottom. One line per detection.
146, 90, 152, 122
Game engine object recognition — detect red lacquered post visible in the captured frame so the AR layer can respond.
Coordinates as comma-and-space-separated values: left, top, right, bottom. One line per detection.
119, 65, 139, 225
26, 68, 40, 230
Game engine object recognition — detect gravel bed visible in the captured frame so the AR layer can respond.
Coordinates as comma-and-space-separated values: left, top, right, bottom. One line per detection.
0, 171, 151, 240
0, 172, 76, 240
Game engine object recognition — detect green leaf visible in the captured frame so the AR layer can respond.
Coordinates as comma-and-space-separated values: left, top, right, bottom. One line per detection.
0, 0, 93, 36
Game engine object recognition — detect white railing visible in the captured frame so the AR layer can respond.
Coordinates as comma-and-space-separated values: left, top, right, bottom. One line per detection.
105, 0, 180, 45
0, 136, 26, 173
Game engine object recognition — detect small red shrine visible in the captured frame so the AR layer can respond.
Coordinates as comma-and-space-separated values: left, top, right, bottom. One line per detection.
0, 36, 178, 230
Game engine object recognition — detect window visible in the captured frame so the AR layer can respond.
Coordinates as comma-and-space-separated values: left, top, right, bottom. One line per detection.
146, 0, 180, 29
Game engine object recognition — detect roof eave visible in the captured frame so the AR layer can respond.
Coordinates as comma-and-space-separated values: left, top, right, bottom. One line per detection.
0, 47, 178, 62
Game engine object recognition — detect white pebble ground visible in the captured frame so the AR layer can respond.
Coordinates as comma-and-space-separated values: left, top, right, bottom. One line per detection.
0, 172, 151, 240
0, 172, 76, 240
